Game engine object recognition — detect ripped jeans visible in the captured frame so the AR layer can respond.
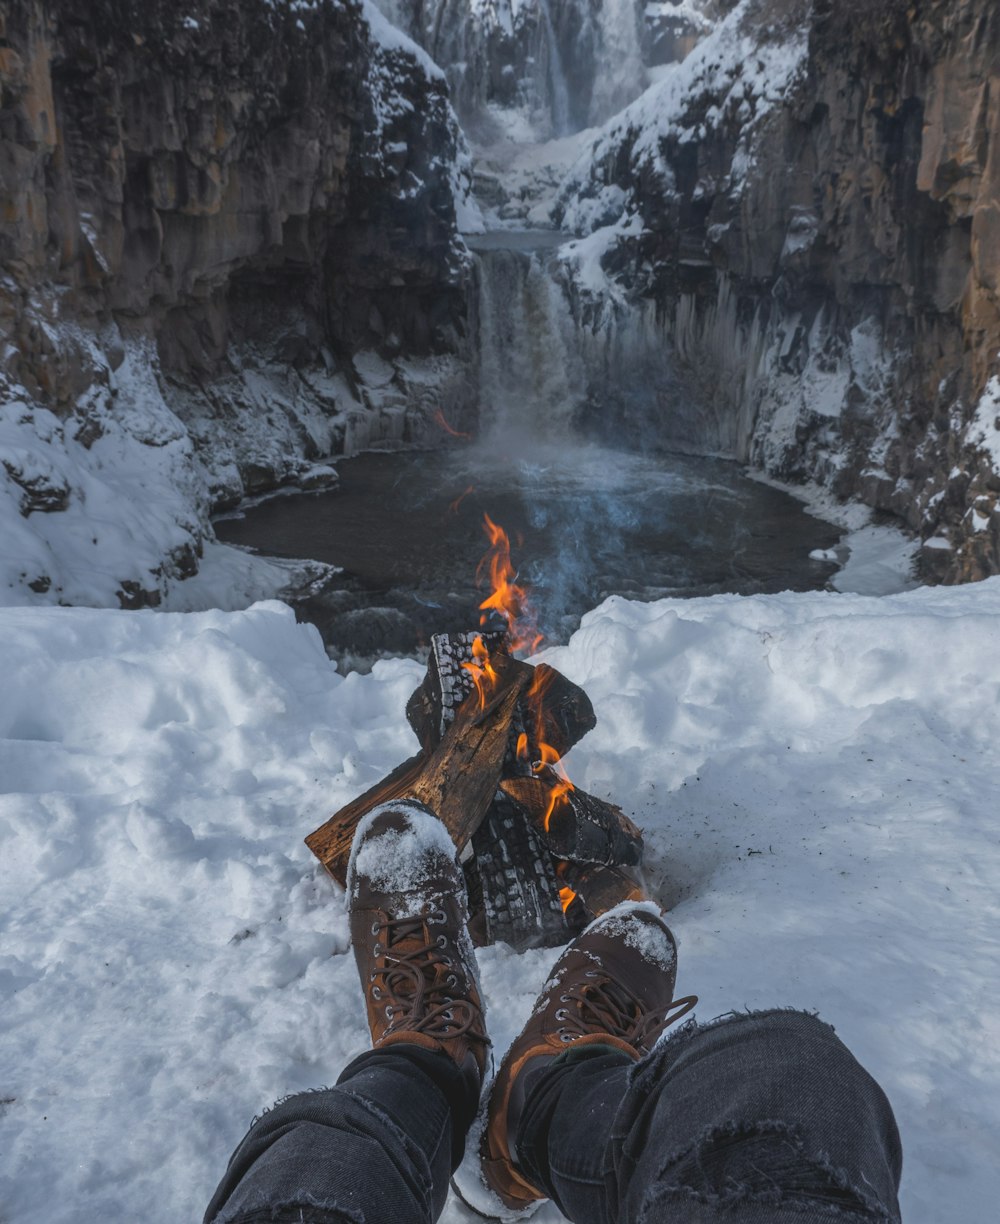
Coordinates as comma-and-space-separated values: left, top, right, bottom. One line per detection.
205, 1010, 903, 1224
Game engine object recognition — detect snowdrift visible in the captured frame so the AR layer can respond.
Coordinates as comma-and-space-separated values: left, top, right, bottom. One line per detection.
2, 586, 999, 1220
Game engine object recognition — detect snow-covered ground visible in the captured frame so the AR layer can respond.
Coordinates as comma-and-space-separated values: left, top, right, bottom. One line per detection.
2, 584, 999, 1221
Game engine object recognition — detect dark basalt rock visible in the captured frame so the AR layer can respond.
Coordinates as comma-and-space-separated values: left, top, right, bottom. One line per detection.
0, 0, 467, 393
555, 0, 1000, 584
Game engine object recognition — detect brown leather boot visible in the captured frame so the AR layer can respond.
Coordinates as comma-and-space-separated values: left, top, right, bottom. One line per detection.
347, 799, 490, 1081
480, 902, 697, 1212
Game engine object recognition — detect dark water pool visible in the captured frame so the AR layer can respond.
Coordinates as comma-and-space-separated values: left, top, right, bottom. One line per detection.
215, 443, 840, 667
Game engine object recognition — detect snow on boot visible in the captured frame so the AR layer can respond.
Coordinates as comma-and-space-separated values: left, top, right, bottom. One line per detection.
347, 799, 490, 1081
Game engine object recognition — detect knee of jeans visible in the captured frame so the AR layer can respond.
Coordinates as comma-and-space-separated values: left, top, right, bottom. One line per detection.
643, 1119, 898, 1223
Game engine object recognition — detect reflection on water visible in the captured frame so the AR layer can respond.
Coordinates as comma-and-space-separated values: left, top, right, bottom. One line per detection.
215, 442, 841, 669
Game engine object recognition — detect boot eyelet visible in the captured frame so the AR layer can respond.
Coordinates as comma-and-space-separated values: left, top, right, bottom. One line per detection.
436, 935, 448, 948
446, 974, 458, 987
429, 908, 447, 924
372, 986, 382, 1000
560, 1032, 573, 1043
373, 943, 383, 956
559, 995, 569, 1003
555, 1008, 568, 1021
385, 1005, 394, 1019
371, 921, 381, 936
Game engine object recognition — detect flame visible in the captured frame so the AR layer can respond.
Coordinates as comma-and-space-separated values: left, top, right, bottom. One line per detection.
540, 762, 574, 832
433, 408, 472, 440
558, 886, 577, 912
475, 514, 543, 655
470, 515, 574, 830
448, 484, 475, 515
461, 633, 501, 710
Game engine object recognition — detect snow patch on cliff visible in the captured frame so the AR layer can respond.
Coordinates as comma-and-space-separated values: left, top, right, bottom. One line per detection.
557, 0, 810, 233
970, 369, 1000, 470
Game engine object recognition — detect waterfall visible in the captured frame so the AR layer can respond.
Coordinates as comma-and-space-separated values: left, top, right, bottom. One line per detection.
538, 0, 572, 136
590, 0, 648, 125
370, 1, 654, 140
474, 249, 584, 449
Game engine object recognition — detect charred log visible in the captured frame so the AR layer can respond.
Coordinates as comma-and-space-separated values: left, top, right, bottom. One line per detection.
500, 773, 644, 867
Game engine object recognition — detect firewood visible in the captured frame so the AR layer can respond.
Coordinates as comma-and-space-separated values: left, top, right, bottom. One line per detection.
519, 662, 597, 760
471, 793, 569, 949
500, 773, 644, 867
405, 634, 595, 758
410, 653, 532, 851
560, 861, 651, 919
306, 650, 532, 884
406, 629, 509, 750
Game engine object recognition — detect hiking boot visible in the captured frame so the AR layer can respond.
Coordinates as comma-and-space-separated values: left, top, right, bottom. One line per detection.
347, 799, 490, 1081
481, 901, 697, 1211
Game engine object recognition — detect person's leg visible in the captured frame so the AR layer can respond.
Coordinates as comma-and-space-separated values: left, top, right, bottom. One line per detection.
516, 1009, 902, 1224
204, 1042, 477, 1224
480, 902, 902, 1224
205, 800, 490, 1224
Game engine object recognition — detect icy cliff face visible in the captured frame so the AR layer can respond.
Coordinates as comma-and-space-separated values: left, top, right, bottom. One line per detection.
377, 0, 718, 140
0, 0, 474, 607
554, 0, 1000, 583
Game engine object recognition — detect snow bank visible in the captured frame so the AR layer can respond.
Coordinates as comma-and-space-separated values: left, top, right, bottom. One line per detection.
3, 585, 1000, 1221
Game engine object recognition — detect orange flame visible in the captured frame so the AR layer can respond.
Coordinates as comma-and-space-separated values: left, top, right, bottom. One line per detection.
461, 633, 501, 710
475, 514, 543, 655
448, 484, 475, 515
558, 886, 577, 913
434, 409, 472, 440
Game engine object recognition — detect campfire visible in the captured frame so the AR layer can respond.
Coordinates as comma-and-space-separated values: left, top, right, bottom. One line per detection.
306, 516, 649, 949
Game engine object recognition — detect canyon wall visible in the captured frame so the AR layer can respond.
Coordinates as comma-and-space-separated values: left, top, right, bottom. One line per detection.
380, 0, 719, 139
556, 0, 1000, 582
0, 0, 472, 606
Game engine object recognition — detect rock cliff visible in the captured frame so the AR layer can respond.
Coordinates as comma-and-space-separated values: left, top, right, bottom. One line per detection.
0, 0, 471, 606
555, 0, 1000, 582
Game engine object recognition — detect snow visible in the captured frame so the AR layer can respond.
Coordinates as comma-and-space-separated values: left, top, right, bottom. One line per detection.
362, 0, 444, 81
587, 899, 677, 971
970, 368, 1000, 469
762, 475, 919, 596
2, 583, 1000, 1220
348, 802, 461, 904
558, 0, 810, 234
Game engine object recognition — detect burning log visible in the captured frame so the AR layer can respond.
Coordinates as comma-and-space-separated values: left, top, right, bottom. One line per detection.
406, 628, 510, 751
517, 662, 597, 763
469, 793, 570, 949
306, 649, 531, 885
307, 514, 657, 949
499, 773, 644, 867
558, 861, 649, 922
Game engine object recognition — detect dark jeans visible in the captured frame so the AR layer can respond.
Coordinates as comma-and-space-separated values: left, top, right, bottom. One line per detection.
205, 1010, 903, 1224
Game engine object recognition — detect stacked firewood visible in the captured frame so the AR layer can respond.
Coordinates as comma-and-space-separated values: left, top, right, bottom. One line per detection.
306, 630, 648, 950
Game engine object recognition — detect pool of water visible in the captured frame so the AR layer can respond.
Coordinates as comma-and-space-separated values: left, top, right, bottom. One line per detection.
215, 441, 841, 668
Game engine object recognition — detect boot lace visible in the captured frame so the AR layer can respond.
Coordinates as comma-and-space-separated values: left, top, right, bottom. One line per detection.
371, 913, 484, 1042
555, 974, 698, 1048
